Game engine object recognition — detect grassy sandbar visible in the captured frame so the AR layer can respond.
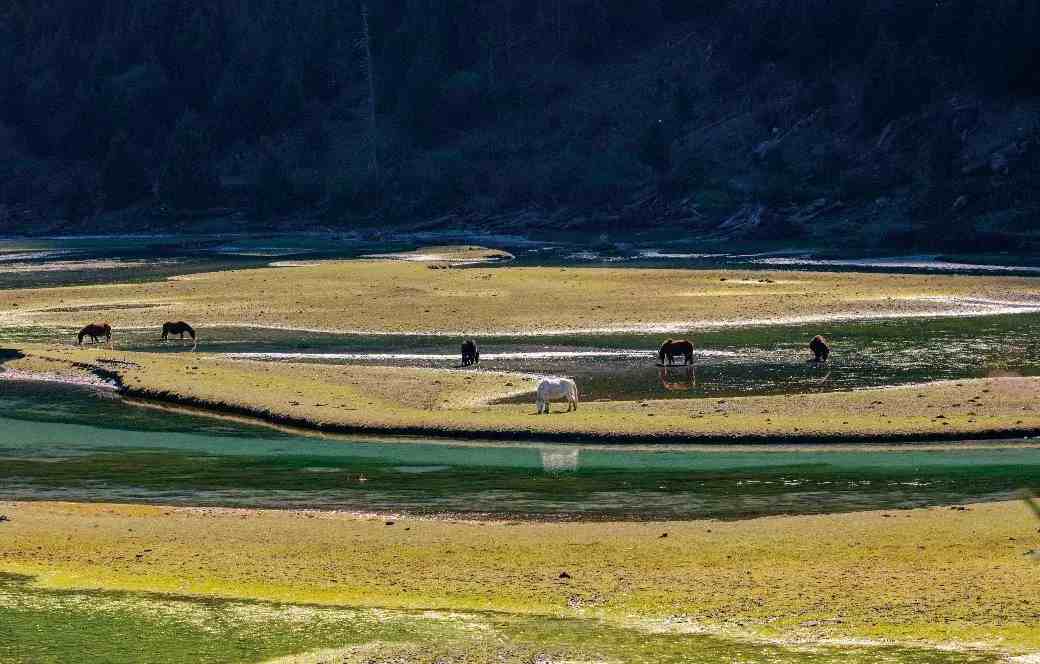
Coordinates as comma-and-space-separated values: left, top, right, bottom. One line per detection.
1, 499, 1037, 654
3, 255, 1040, 334
6, 345, 1040, 443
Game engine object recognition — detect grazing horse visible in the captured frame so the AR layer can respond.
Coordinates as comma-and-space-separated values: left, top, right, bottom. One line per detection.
658, 339, 694, 366
77, 322, 112, 345
809, 335, 830, 363
536, 377, 579, 414
161, 321, 198, 350
460, 339, 479, 366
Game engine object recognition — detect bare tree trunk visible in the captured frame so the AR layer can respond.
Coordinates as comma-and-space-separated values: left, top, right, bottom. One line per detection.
360, 2, 379, 176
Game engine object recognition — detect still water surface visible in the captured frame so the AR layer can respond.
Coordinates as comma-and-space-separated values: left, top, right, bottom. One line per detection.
2, 381, 1038, 519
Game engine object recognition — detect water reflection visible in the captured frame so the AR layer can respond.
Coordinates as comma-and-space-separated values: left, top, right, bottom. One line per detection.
3, 381, 1040, 519
540, 447, 580, 472
659, 365, 696, 391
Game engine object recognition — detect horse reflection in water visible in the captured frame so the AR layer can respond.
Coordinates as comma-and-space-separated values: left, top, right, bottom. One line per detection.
659, 365, 697, 392
540, 448, 580, 473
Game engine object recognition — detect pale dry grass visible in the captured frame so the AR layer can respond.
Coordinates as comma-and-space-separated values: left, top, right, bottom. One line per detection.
3, 254, 1040, 334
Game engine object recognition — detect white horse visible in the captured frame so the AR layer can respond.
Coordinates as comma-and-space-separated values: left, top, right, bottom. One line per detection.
536, 377, 579, 414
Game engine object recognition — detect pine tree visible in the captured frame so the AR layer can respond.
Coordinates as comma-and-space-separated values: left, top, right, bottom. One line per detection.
157, 111, 221, 210
638, 120, 671, 175
101, 132, 151, 210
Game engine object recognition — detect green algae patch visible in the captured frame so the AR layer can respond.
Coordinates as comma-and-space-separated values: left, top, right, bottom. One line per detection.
1, 500, 1037, 656
0, 571, 1006, 664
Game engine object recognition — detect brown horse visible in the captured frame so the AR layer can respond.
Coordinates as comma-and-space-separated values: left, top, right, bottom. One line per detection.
809, 335, 830, 362
161, 321, 197, 350
77, 322, 112, 345
658, 339, 694, 366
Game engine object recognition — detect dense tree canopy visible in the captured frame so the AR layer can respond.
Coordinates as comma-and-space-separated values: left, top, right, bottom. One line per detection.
1, 1, 1039, 242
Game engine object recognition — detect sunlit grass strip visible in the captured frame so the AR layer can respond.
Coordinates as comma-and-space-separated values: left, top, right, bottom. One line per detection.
2, 500, 1038, 655
1025, 489, 1040, 520
5, 254, 1040, 334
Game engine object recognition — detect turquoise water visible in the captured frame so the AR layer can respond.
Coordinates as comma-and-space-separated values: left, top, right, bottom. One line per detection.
2, 381, 1038, 519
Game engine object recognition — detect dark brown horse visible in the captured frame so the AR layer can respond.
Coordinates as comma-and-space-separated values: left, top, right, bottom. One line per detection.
658, 339, 694, 366
809, 335, 830, 362
77, 322, 112, 345
162, 321, 198, 350
460, 339, 479, 366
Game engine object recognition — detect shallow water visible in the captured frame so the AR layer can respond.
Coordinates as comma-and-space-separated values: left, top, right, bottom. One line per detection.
5, 233, 1040, 291
2, 381, 1039, 519
39, 312, 1040, 403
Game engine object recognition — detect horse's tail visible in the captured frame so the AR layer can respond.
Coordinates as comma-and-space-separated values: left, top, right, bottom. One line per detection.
77, 330, 84, 345
191, 329, 198, 351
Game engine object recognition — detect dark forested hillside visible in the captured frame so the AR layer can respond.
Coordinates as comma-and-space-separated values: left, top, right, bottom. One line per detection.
3, 1, 1040, 248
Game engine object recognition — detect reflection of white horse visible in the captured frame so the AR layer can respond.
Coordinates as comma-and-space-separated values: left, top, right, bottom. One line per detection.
541, 448, 580, 472
536, 377, 579, 414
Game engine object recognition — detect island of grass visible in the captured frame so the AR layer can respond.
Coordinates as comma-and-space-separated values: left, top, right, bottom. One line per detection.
3, 247, 1040, 334
6, 344, 1040, 444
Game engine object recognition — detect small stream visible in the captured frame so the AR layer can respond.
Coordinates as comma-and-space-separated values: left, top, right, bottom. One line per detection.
2, 381, 1039, 520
